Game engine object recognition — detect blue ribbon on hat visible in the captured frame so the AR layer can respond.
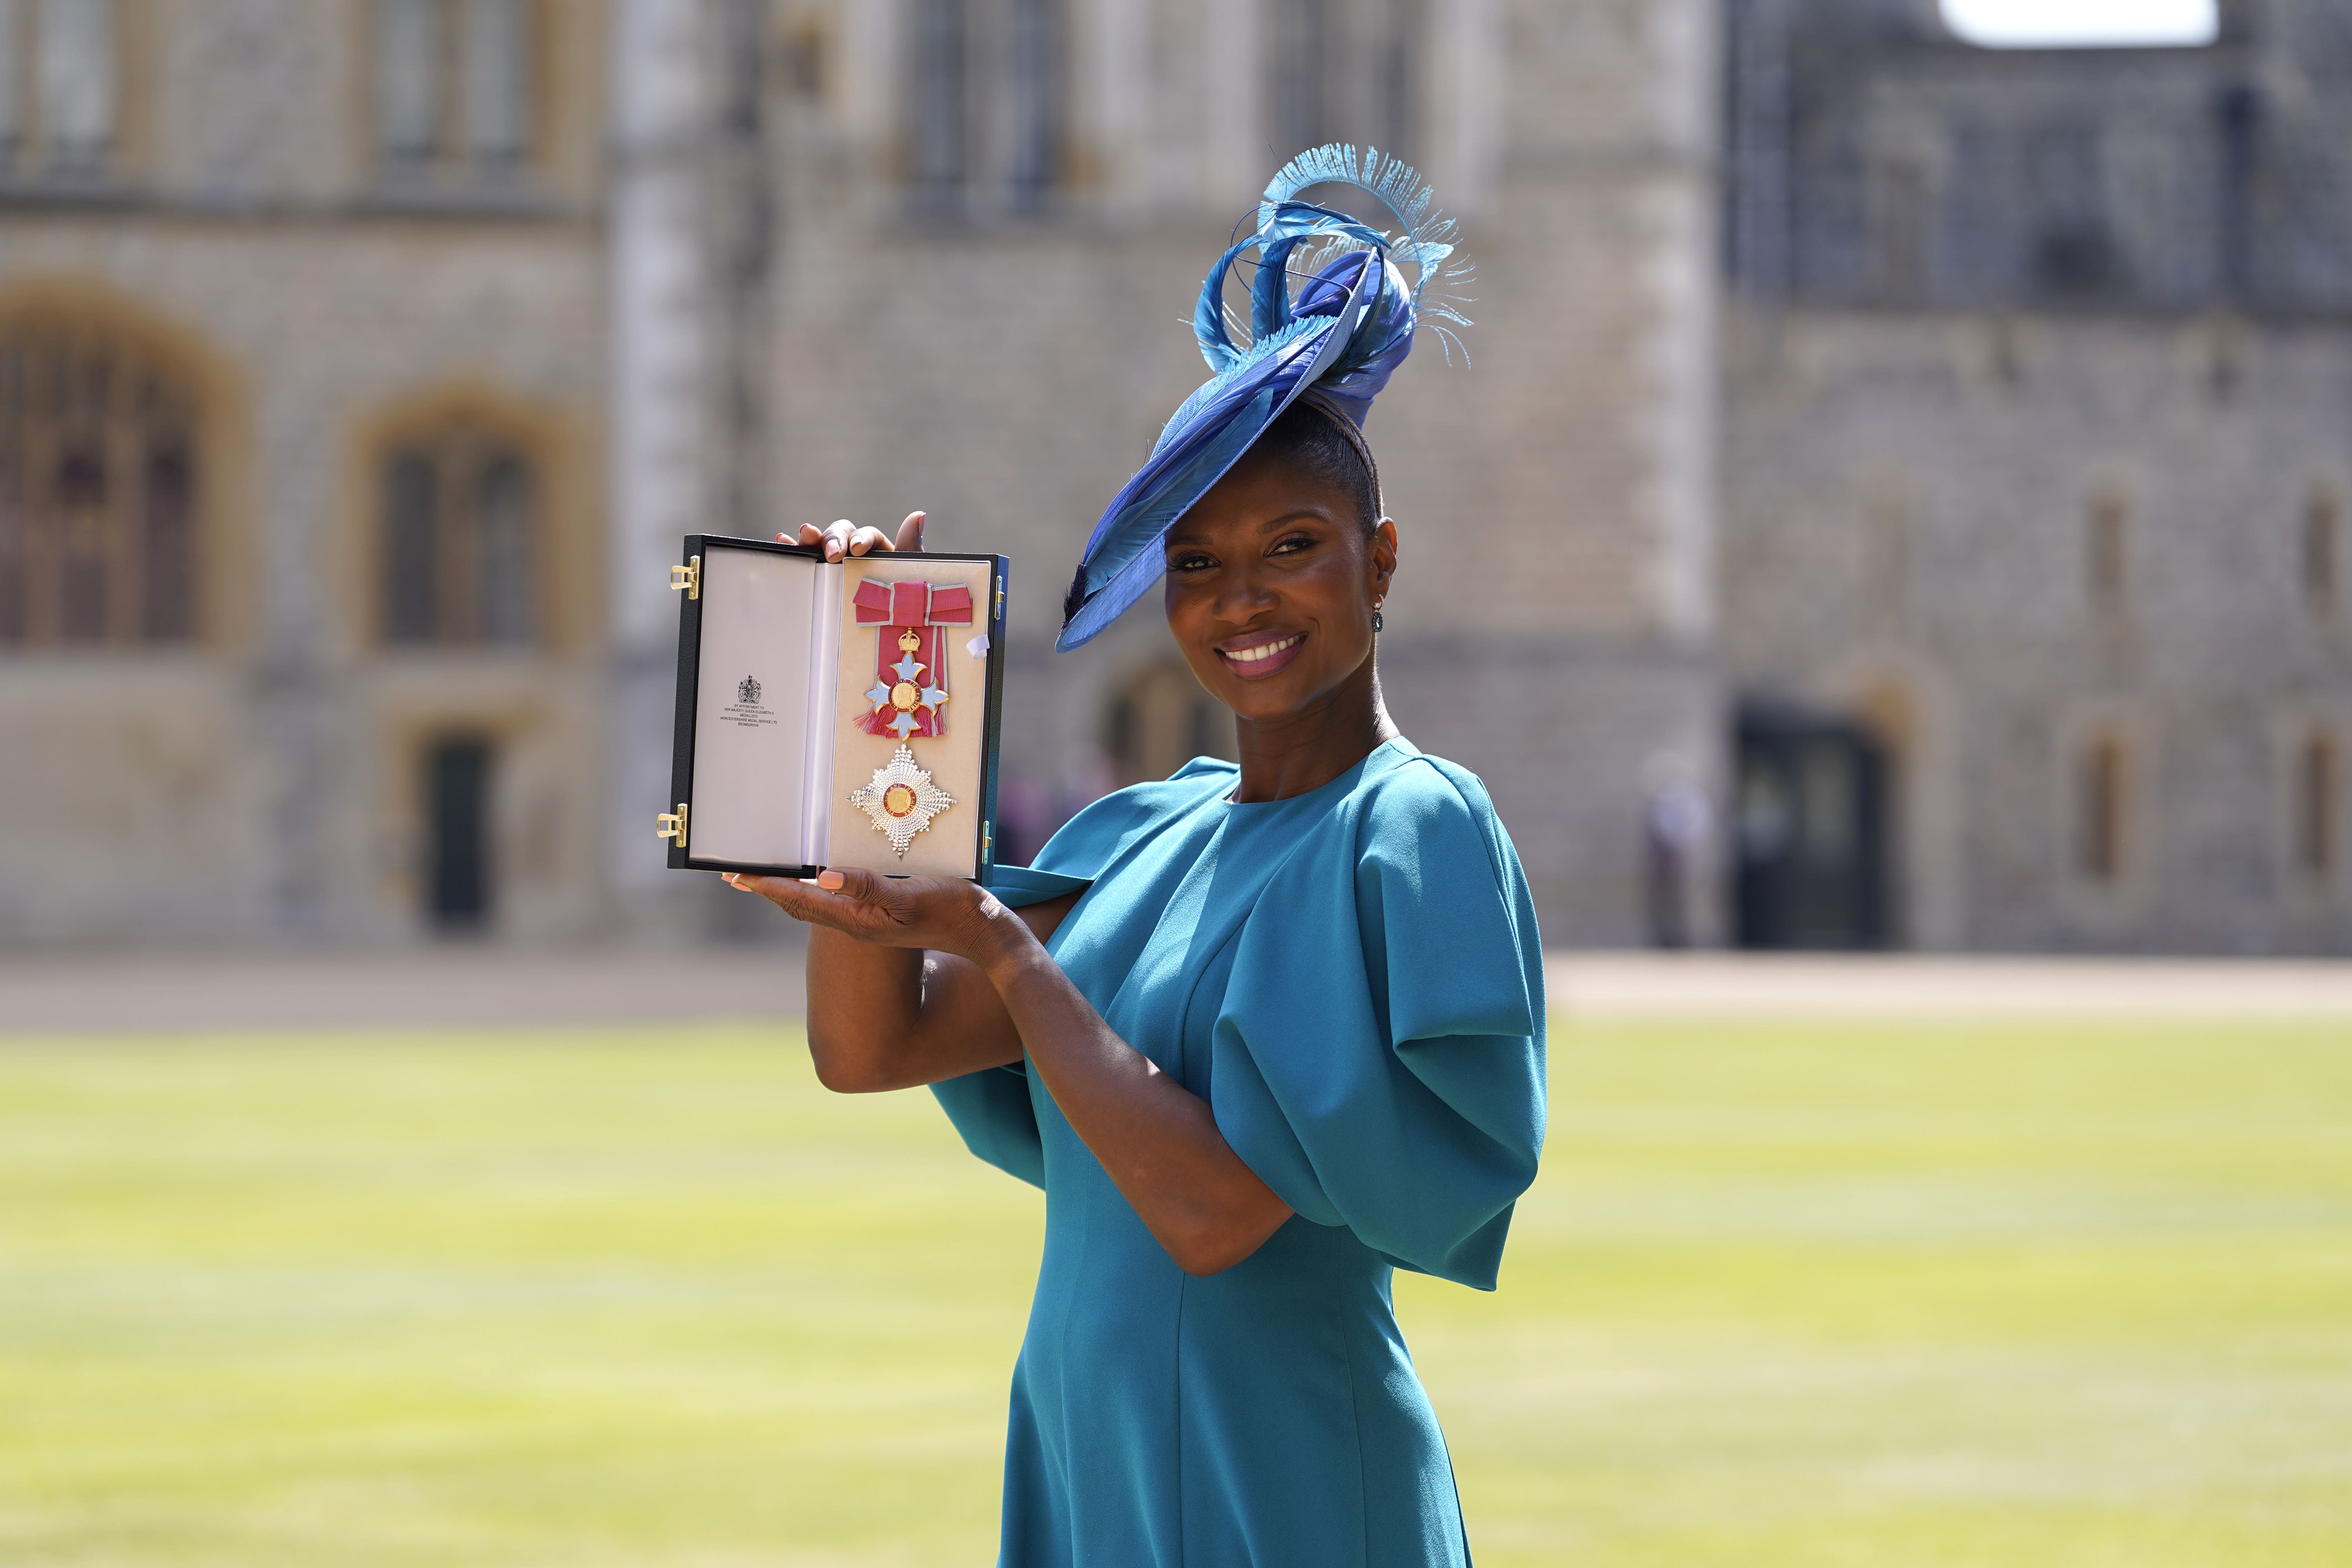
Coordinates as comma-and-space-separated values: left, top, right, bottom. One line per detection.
1057, 145, 1469, 651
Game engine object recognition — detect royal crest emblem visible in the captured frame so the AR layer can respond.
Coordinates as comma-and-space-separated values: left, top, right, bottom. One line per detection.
737, 674, 762, 705
851, 579, 975, 742
848, 745, 956, 856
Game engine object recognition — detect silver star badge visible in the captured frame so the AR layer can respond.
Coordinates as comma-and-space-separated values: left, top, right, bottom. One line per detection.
846, 745, 956, 857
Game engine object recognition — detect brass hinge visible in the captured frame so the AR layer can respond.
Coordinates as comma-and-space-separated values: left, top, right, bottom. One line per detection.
670, 556, 701, 599
983, 828, 993, 862
994, 580, 1004, 617
656, 802, 689, 849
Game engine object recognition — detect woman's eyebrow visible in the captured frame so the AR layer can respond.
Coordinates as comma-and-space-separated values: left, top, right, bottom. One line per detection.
1167, 510, 1328, 550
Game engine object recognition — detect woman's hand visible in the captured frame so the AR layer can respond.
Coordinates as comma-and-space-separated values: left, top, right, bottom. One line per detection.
724, 866, 1034, 971
785, 510, 927, 560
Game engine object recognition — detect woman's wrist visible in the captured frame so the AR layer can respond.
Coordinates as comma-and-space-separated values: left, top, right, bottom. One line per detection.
972, 900, 1050, 991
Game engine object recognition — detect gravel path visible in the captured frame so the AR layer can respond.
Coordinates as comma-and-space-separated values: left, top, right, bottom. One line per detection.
0, 941, 2347, 1033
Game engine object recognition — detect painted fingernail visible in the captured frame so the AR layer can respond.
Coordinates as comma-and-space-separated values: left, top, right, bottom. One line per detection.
817, 870, 844, 890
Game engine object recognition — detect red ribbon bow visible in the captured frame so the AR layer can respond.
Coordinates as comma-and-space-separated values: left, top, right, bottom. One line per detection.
853, 580, 974, 740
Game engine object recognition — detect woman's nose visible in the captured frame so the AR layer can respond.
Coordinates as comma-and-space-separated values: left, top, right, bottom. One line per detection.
1212, 566, 1276, 619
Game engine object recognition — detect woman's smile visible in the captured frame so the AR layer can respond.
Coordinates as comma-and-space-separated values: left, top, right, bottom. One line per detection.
1217, 630, 1306, 678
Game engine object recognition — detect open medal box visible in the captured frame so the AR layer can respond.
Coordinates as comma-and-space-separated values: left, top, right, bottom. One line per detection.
659, 535, 1009, 880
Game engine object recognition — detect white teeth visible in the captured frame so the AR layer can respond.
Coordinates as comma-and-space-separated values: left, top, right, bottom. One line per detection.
1227, 634, 1301, 664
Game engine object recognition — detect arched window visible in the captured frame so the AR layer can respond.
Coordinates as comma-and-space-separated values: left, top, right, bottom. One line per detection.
0, 316, 199, 647
379, 420, 537, 647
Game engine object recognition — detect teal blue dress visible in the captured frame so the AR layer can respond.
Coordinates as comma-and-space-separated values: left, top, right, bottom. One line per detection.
933, 737, 1547, 1568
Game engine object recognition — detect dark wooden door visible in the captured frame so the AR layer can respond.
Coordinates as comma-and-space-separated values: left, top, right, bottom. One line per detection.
1734, 711, 1887, 949
426, 738, 493, 931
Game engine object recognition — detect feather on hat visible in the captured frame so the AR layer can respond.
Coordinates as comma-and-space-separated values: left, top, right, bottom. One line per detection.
1056, 145, 1469, 651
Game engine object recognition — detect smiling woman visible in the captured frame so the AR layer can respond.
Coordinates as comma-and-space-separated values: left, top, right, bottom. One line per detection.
1942, 0, 2218, 48
722, 145, 1547, 1568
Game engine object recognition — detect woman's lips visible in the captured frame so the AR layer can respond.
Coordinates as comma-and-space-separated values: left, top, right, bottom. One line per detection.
1216, 631, 1305, 679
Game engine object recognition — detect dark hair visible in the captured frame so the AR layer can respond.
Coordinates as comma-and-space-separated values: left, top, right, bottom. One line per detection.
1247, 398, 1381, 536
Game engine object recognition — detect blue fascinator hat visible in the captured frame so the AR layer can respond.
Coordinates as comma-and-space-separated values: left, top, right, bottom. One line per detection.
1057, 145, 1470, 651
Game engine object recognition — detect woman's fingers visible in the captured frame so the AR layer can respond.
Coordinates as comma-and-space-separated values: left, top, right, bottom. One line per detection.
817, 865, 899, 913
779, 514, 927, 558
726, 871, 885, 935
728, 865, 917, 940
810, 519, 853, 561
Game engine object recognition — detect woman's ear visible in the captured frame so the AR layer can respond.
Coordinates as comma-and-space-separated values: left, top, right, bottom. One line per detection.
1370, 517, 1399, 599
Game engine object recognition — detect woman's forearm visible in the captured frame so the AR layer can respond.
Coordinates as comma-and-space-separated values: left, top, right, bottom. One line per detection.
794, 887, 1077, 1093
979, 926, 1292, 1275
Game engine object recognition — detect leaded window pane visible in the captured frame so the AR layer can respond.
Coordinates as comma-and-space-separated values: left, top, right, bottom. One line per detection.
1265, 0, 1330, 160
0, 0, 24, 153
54, 439, 106, 641
1364, 0, 1420, 158
477, 449, 533, 643
36, 0, 113, 165
461, 0, 530, 160
909, 0, 967, 197
1005, 0, 1060, 204
142, 437, 193, 641
0, 491, 20, 645
383, 450, 438, 642
377, 0, 441, 161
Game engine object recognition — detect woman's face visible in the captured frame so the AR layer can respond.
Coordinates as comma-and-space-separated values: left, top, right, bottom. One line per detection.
1161, 453, 1398, 725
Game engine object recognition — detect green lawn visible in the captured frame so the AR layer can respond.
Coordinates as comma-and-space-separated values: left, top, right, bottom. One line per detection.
2, 1017, 2347, 1566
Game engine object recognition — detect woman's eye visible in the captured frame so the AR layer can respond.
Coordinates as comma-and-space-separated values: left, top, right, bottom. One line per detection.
1170, 553, 1214, 572
1269, 533, 1315, 556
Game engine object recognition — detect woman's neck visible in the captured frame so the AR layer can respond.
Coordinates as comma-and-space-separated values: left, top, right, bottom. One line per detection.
1228, 659, 1399, 804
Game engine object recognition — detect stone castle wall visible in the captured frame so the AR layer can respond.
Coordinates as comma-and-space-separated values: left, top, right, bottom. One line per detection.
1719, 0, 2352, 952
11, 0, 2339, 953
0, 0, 611, 943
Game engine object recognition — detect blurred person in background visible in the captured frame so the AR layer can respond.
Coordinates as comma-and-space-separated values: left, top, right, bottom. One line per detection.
1644, 754, 1713, 949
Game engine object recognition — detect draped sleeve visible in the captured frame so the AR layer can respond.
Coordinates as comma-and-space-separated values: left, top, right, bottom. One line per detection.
930, 760, 1240, 1188
1208, 759, 1546, 1289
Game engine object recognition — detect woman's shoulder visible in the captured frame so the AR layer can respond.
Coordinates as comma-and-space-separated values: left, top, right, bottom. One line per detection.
1027, 757, 1235, 878
1320, 742, 1542, 951
1342, 743, 1518, 871
1354, 744, 1499, 817
1084, 756, 1238, 831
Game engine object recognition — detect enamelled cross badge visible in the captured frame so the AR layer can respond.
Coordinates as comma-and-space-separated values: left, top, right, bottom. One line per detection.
847, 579, 973, 856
